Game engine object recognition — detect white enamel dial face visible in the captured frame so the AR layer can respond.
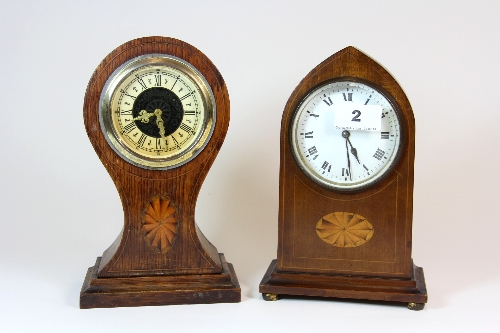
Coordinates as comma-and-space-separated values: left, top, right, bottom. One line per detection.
291, 79, 403, 191
100, 54, 215, 169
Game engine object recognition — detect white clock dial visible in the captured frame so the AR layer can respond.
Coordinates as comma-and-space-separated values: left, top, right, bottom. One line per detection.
99, 54, 215, 169
290, 79, 403, 191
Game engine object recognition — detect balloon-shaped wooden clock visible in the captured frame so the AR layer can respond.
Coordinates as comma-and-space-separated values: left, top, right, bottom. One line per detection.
80, 37, 240, 308
259, 47, 427, 310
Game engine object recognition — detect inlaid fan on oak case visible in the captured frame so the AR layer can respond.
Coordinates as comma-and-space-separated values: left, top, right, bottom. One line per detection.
80, 37, 240, 308
141, 195, 179, 253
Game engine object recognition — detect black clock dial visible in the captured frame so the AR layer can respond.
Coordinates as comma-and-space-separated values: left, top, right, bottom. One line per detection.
132, 87, 184, 137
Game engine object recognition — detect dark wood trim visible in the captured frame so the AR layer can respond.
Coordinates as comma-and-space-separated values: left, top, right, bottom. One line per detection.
260, 259, 427, 306
81, 254, 240, 308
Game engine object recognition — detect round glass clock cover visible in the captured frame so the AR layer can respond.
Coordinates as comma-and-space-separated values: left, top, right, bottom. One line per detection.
99, 54, 215, 169
290, 78, 403, 191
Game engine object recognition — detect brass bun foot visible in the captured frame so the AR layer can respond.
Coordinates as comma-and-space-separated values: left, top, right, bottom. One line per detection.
262, 293, 279, 301
407, 302, 425, 311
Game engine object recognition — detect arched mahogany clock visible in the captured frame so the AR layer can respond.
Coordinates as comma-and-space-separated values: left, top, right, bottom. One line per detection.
80, 37, 240, 308
259, 46, 427, 310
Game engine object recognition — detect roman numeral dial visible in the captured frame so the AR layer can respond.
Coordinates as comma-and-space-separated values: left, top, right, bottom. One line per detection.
290, 79, 402, 191
101, 55, 215, 169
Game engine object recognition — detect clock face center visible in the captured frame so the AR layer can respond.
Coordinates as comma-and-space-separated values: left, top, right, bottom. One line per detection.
133, 87, 183, 138
342, 130, 350, 138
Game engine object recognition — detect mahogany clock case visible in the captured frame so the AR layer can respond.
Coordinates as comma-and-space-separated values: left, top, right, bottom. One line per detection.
259, 46, 427, 309
80, 37, 240, 308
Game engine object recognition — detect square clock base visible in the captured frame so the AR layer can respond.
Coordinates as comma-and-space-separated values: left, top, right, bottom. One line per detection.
259, 259, 427, 310
80, 254, 240, 309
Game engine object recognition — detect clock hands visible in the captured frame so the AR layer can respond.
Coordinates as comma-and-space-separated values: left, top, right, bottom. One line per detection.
345, 139, 352, 181
346, 137, 360, 164
133, 110, 155, 123
154, 109, 166, 140
342, 130, 361, 164
342, 130, 366, 181
133, 109, 167, 140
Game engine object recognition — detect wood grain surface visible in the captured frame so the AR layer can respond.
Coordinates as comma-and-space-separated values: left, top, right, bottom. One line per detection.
80, 36, 240, 308
278, 46, 415, 277
81, 254, 240, 308
260, 46, 426, 308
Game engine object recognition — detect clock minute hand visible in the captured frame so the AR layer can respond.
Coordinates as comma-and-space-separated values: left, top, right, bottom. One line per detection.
153, 109, 166, 139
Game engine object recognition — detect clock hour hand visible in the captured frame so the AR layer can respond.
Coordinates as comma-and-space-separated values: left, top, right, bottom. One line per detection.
342, 130, 360, 164
133, 109, 155, 123
347, 137, 360, 164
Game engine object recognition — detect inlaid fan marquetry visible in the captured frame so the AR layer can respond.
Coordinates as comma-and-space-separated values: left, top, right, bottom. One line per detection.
141, 195, 179, 253
316, 212, 374, 248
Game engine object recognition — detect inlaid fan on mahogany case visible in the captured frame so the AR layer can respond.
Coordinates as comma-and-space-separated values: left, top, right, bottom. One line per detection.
259, 46, 428, 310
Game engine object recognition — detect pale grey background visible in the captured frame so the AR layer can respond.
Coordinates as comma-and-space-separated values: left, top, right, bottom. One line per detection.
1, 0, 499, 332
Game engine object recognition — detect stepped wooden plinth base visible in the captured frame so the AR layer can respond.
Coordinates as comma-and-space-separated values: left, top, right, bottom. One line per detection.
80, 254, 240, 309
259, 260, 427, 310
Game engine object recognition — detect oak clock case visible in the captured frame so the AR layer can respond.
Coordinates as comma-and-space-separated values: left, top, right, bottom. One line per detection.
80, 37, 240, 309
259, 46, 427, 310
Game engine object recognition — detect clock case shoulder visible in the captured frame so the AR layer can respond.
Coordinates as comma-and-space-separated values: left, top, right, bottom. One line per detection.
282, 46, 415, 129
